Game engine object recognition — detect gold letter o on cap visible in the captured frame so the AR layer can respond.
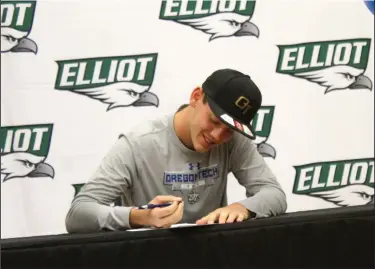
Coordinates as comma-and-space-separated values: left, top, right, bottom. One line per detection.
235, 96, 250, 110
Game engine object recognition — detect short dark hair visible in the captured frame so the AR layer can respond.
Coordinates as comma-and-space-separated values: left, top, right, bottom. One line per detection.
176, 94, 208, 112
202, 94, 208, 103
176, 104, 189, 112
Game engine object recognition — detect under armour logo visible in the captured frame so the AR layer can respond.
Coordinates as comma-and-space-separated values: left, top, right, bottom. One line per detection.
188, 162, 201, 170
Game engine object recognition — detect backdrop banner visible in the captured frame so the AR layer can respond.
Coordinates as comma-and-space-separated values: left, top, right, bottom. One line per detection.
1, 0, 374, 239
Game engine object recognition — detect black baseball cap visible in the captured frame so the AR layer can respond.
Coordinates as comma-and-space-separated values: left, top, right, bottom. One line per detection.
202, 69, 262, 140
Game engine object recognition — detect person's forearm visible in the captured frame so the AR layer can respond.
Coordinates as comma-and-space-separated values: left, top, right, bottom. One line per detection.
65, 201, 133, 233
237, 187, 287, 218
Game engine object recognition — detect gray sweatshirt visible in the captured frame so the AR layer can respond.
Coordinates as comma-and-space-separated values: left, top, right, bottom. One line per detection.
65, 113, 287, 232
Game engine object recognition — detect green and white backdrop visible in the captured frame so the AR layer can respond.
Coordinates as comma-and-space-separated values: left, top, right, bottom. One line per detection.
1, 0, 374, 238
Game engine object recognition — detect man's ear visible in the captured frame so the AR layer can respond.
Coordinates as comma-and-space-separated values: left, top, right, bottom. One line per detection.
190, 87, 203, 106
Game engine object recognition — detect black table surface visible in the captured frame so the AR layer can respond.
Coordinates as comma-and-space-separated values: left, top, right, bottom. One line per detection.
1, 204, 374, 269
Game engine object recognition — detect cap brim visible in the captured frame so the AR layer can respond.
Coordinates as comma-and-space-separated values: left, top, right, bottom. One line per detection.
206, 96, 256, 140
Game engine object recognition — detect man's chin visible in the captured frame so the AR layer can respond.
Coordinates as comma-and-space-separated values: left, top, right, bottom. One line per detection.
193, 142, 210, 153
196, 147, 210, 153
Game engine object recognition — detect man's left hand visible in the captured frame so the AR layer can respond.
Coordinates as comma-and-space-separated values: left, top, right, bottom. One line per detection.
196, 203, 250, 225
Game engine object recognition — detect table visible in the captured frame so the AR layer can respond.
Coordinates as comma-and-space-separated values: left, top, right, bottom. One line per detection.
1, 204, 374, 269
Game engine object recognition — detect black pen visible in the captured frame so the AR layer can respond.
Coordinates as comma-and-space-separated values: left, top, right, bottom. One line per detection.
137, 202, 172, 210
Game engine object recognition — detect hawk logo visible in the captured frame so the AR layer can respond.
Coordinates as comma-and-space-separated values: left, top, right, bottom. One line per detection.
293, 158, 374, 206
159, 0, 259, 41
54, 54, 159, 111
276, 39, 373, 93
1, 1, 37, 53
1, 124, 54, 182
364, 0, 374, 14
72, 183, 84, 198
251, 106, 276, 158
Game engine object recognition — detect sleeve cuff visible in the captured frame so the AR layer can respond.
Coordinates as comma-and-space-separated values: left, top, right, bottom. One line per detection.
236, 188, 287, 219
236, 198, 268, 219
98, 205, 133, 230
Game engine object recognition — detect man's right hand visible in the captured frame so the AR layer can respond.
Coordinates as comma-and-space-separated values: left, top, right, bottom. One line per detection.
129, 195, 184, 229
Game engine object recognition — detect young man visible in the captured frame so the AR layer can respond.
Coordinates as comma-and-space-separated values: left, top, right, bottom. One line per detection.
65, 69, 287, 232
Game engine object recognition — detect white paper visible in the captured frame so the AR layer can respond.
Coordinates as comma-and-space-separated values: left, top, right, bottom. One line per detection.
127, 223, 198, 232
170, 223, 198, 228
